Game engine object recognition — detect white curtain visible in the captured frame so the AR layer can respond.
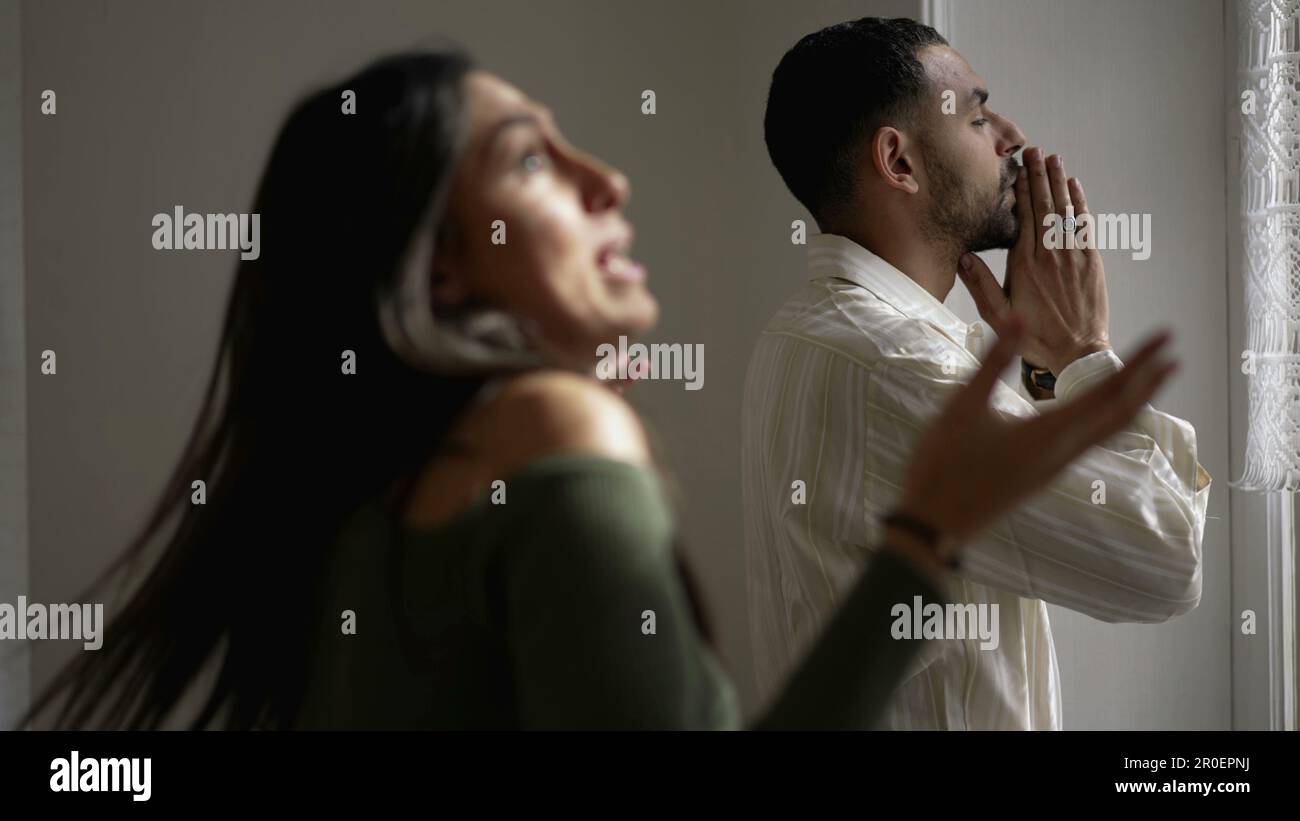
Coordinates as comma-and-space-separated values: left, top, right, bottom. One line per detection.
1240, 0, 1300, 731
1238, 0, 1300, 492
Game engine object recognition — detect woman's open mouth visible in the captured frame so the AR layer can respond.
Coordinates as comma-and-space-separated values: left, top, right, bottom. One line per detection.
598, 245, 647, 284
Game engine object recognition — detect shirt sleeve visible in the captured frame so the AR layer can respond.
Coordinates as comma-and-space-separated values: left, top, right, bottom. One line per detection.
867, 334, 1210, 624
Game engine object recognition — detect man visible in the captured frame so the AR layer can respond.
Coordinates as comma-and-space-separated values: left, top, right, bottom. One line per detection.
741, 17, 1211, 730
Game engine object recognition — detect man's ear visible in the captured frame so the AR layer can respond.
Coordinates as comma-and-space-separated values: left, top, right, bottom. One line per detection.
870, 127, 920, 195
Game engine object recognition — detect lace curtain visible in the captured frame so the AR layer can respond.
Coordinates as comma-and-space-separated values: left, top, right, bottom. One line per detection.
1238, 0, 1300, 492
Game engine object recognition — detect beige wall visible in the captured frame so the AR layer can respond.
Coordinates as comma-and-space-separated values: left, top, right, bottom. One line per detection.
0, 0, 28, 728
19, 0, 918, 720
16, 0, 1245, 728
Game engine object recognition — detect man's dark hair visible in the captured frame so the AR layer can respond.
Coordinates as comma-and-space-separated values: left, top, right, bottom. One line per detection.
764, 17, 948, 228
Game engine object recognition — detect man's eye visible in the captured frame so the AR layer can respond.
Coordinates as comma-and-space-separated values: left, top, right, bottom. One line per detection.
972, 118, 989, 127
521, 151, 547, 172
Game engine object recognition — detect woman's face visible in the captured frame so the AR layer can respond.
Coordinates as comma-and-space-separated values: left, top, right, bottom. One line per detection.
435, 70, 657, 367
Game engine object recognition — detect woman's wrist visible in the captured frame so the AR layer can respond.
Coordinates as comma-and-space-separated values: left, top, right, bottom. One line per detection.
882, 524, 948, 582
880, 508, 960, 581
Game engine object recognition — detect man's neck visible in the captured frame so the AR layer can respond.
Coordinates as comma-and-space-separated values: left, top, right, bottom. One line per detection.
836, 226, 959, 304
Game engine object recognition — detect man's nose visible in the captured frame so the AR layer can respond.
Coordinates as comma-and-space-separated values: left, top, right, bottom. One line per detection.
999, 116, 1027, 159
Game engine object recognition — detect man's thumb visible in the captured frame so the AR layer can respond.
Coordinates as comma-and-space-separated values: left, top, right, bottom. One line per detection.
958, 252, 1011, 333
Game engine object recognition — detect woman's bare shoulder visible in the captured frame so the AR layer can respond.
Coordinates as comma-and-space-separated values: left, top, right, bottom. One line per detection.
476, 370, 651, 473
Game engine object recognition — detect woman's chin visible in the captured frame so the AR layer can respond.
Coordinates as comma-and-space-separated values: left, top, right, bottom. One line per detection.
631, 298, 659, 333
599, 296, 659, 339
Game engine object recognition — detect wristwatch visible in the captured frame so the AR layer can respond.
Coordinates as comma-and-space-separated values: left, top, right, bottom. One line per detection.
1021, 359, 1056, 393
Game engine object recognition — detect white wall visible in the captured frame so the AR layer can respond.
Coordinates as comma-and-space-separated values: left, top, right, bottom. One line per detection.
943, 0, 1234, 728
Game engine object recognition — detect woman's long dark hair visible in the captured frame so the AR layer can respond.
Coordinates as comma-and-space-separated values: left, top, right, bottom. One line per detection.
21, 50, 495, 729
20, 47, 714, 730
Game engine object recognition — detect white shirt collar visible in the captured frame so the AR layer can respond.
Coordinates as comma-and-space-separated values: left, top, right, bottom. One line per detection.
806, 232, 974, 350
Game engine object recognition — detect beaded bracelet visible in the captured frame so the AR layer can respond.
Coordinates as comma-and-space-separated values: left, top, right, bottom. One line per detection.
882, 510, 961, 570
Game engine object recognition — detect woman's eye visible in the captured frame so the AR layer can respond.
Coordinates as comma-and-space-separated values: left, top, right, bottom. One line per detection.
972, 118, 988, 127
521, 151, 547, 172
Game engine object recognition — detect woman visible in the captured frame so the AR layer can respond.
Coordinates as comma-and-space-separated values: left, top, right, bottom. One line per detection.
20, 49, 1176, 730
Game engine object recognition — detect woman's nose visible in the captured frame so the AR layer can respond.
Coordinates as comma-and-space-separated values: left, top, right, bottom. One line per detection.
571, 147, 630, 212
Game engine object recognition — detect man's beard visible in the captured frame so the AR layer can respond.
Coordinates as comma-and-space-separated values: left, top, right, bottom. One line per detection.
920, 142, 1020, 253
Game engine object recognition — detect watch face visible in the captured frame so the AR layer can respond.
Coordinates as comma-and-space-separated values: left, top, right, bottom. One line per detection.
1022, 362, 1055, 393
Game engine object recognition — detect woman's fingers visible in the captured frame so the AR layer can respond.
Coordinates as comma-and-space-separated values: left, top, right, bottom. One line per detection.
960, 314, 1025, 405
1072, 357, 1177, 450
1051, 332, 1171, 417
1038, 332, 1177, 458
904, 328, 1176, 551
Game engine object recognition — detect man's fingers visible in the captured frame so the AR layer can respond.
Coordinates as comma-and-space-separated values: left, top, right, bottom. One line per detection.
958, 252, 1010, 332
1067, 176, 1089, 217
1068, 176, 1101, 260
1027, 147, 1054, 240
1047, 154, 1071, 217
1013, 164, 1033, 262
